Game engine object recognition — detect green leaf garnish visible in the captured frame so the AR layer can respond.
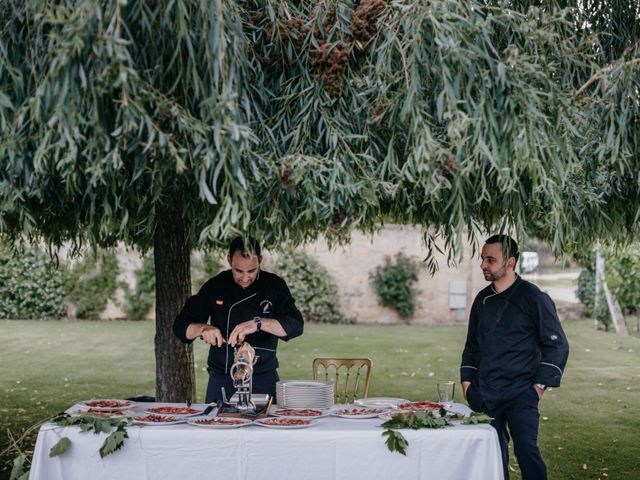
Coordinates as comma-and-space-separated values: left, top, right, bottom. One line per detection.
48, 412, 132, 459
382, 429, 408, 455
462, 412, 493, 425
49, 437, 71, 457
99, 427, 129, 458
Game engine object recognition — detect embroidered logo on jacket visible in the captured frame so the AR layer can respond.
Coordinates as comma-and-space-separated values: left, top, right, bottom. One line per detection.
260, 300, 273, 314
215, 299, 224, 305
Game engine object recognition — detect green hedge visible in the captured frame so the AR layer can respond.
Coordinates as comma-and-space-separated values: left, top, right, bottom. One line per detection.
65, 251, 119, 319
369, 252, 420, 319
274, 250, 348, 324
0, 244, 66, 319
606, 245, 640, 313
1, 245, 362, 323
123, 254, 156, 321
0, 243, 119, 320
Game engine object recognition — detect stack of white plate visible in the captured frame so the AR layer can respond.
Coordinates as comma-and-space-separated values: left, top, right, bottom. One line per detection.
276, 380, 334, 409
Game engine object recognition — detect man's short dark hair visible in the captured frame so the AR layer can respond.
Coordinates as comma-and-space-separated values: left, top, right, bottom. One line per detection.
228, 236, 261, 258
485, 234, 519, 265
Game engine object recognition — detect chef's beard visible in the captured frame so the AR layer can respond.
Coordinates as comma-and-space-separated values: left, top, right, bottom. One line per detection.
483, 264, 508, 282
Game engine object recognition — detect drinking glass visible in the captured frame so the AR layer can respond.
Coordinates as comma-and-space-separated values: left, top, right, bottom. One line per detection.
437, 381, 455, 405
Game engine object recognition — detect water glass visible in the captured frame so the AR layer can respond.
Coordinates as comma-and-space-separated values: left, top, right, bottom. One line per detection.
437, 381, 455, 405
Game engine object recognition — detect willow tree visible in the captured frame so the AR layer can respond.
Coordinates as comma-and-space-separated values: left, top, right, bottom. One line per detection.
1, 0, 638, 400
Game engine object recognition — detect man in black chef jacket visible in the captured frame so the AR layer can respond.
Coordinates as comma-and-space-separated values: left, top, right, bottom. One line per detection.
460, 235, 569, 480
174, 236, 304, 403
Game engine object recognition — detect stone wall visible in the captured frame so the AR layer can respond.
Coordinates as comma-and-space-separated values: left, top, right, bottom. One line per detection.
297, 225, 485, 325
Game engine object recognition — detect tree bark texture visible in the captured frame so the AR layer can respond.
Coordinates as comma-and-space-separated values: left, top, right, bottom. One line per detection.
154, 206, 195, 402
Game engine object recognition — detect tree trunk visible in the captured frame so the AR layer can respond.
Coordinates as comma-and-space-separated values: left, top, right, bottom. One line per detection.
154, 206, 195, 402
594, 251, 604, 329
602, 280, 629, 337
596, 251, 629, 337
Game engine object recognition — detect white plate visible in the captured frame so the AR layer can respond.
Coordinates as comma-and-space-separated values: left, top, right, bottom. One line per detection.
271, 407, 327, 419
132, 415, 185, 426
377, 411, 411, 421
254, 418, 318, 429
278, 398, 333, 403
80, 399, 135, 411
144, 406, 203, 417
68, 407, 130, 418
280, 391, 333, 398
354, 397, 409, 408
83, 409, 130, 418
279, 404, 334, 411
277, 380, 333, 388
395, 401, 445, 412
187, 417, 253, 429
331, 407, 388, 419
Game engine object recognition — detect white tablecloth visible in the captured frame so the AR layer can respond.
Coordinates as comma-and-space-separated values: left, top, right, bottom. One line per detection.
31, 402, 504, 480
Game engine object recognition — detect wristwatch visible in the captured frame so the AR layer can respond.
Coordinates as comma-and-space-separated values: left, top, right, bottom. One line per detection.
535, 383, 547, 390
253, 316, 262, 332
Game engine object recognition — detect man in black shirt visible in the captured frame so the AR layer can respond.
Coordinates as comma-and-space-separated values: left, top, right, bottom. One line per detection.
174, 237, 304, 403
460, 235, 569, 480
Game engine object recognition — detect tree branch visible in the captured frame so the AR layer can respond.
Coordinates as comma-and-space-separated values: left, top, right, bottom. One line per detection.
576, 41, 640, 96
576, 58, 640, 96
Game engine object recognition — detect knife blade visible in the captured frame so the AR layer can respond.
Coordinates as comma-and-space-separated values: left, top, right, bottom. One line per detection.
201, 399, 221, 416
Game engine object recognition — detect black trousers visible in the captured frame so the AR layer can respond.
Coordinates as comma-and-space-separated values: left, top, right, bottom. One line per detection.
205, 369, 279, 404
468, 384, 547, 480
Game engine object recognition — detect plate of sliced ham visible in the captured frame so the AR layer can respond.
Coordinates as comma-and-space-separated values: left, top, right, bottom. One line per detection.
86, 409, 130, 418
377, 411, 412, 421
330, 406, 388, 419
271, 408, 326, 419
80, 399, 135, 411
396, 401, 445, 412
254, 417, 318, 429
187, 417, 253, 429
132, 414, 185, 425
144, 406, 202, 416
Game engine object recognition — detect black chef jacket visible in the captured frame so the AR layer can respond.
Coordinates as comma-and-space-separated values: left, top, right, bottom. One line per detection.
173, 269, 304, 375
460, 276, 569, 406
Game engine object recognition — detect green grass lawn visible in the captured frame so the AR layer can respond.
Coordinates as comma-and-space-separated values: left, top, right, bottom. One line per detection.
1, 318, 639, 479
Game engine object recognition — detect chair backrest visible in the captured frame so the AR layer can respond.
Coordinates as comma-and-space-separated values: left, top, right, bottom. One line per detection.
312, 358, 373, 404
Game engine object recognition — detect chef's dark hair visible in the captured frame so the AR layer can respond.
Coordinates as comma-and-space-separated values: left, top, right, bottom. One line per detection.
228, 236, 261, 258
485, 234, 519, 266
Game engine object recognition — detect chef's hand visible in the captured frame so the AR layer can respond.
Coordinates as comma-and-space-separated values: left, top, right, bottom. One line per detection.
228, 320, 258, 347
533, 384, 545, 399
462, 381, 471, 401
186, 323, 225, 347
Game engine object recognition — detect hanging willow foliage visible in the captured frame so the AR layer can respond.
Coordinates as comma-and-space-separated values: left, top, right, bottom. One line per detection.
1, 0, 639, 261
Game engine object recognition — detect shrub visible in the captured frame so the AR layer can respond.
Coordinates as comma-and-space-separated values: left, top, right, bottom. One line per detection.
191, 250, 223, 292
273, 250, 348, 324
123, 254, 156, 320
0, 243, 66, 319
576, 245, 640, 330
607, 245, 640, 314
369, 253, 420, 319
65, 251, 119, 319
202, 250, 222, 277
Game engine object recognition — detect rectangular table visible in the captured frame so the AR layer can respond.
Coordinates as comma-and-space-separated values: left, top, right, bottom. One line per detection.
30, 402, 504, 480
